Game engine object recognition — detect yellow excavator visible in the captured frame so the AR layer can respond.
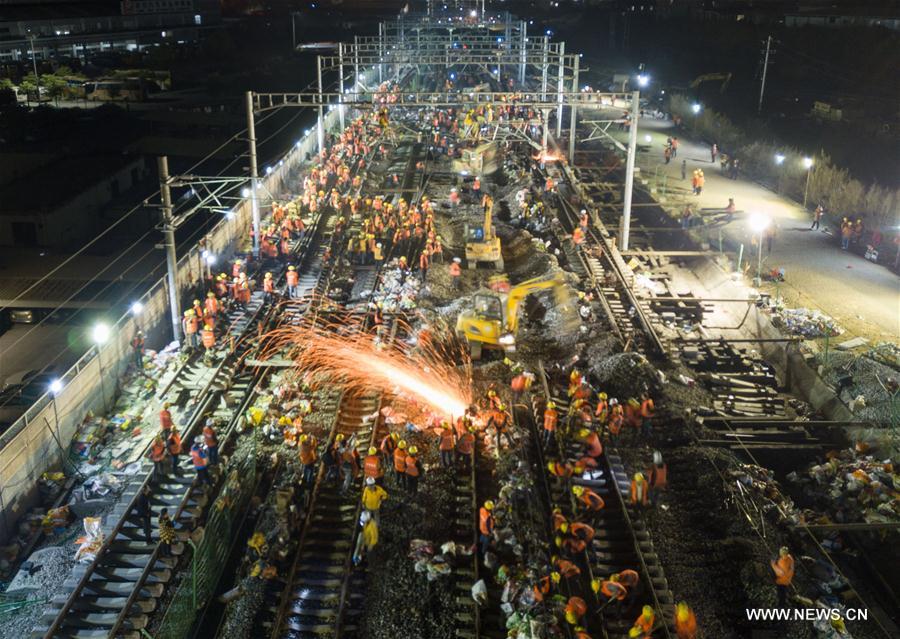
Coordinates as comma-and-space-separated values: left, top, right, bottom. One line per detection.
464, 193, 503, 270
456, 272, 577, 359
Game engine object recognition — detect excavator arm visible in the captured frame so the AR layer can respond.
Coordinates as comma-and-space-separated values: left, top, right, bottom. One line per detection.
504, 272, 572, 334
689, 72, 732, 94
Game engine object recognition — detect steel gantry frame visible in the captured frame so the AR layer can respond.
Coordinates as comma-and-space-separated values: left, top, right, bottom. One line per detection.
246, 8, 642, 248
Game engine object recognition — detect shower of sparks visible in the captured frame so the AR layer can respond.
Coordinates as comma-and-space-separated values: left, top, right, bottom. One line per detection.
254, 303, 472, 419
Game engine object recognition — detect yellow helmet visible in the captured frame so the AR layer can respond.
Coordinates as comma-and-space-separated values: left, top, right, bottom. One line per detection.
598, 392, 608, 400
676, 602, 690, 622
335, 433, 345, 442
288, 265, 296, 271
408, 445, 418, 455
390, 432, 399, 442
572, 486, 584, 497
193, 299, 200, 305
642, 605, 654, 618
546, 462, 555, 473
265, 272, 273, 278
591, 578, 601, 594
487, 390, 496, 397
551, 571, 561, 584
497, 403, 505, 411
634, 472, 645, 482
207, 292, 215, 297
441, 421, 451, 429
546, 401, 556, 409
628, 628, 641, 639
368, 446, 377, 456
560, 522, 569, 534
565, 610, 579, 625
578, 429, 590, 439
300, 434, 309, 443
398, 440, 407, 449
484, 500, 494, 511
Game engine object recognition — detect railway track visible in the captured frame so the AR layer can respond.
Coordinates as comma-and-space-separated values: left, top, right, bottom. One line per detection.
534, 364, 675, 639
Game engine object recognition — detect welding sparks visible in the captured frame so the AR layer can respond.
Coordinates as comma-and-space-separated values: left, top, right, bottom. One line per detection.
256, 307, 472, 419
532, 151, 559, 163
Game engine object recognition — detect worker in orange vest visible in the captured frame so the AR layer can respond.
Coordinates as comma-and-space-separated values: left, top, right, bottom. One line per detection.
159, 402, 174, 434
625, 398, 641, 432
455, 427, 475, 470
551, 508, 568, 535
595, 392, 609, 422
191, 436, 211, 485
166, 426, 183, 475
363, 446, 384, 484
630, 472, 649, 507
478, 500, 495, 556
542, 400, 558, 448
675, 601, 698, 639
771, 546, 795, 606
572, 485, 605, 513
607, 399, 624, 446
510, 370, 532, 402
204, 292, 219, 319
572, 226, 585, 246
393, 440, 408, 490
201, 324, 215, 364
380, 431, 398, 467
596, 574, 628, 614
640, 392, 655, 438
577, 428, 603, 459
298, 434, 318, 485
487, 403, 513, 448
147, 434, 167, 481
547, 460, 574, 485
438, 421, 456, 469
404, 445, 422, 495
192, 298, 203, 320
553, 555, 581, 579
263, 272, 275, 303
648, 450, 667, 505
203, 418, 219, 465
449, 257, 462, 290
631, 606, 656, 638
418, 249, 429, 281
564, 596, 587, 626
182, 309, 199, 350
286, 265, 299, 298
560, 521, 594, 554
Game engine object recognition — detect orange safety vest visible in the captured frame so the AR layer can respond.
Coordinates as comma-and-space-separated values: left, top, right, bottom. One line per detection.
299, 441, 317, 465
203, 426, 218, 447
640, 398, 655, 418
772, 554, 795, 586
286, 270, 299, 286
149, 441, 166, 462
363, 454, 383, 478
190, 446, 207, 468
479, 508, 494, 536
649, 464, 667, 489
608, 411, 624, 435
380, 434, 396, 456
551, 512, 568, 533
264, 278, 274, 293
184, 316, 199, 334
580, 489, 605, 511
675, 610, 698, 639
456, 432, 474, 455
404, 455, 420, 477
555, 558, 581, 578
205, 297, 218, 315
617, 569, 640, 588
439, 429, 455, 451
201, 328, 215, 349
635, 612, 655, 634
167, 432, 182, 455
631, 477, 648, 505
584, 431, 603, 458
566, 596, 587, 619
393, 448, 407, 472
159, 409, 173, 429
595, 400, 608, 418
449, 262, 461, 277
601, 580, 627, 600
543, 408, 558, 432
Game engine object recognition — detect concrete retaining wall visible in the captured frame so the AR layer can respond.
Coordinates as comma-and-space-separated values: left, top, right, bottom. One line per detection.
0, 104, 344, 543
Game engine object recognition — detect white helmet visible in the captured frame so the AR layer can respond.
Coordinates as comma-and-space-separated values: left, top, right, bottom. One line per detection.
360, 511, 371, 523
653, 451, 663, 466
366, 477, 376, 486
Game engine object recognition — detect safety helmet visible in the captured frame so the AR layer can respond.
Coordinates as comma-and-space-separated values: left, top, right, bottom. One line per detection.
300, 434, 309, 443
194, 436, 203, 444
265, 272, 272, 278
634, 472, 644, 482
336, 433, 345, 442
163, 402, 171, 409
572, 486, 584, 497
235, 259, 242, 264
365, 477, 376, 486
653, 451, 663, 465
487, 390, 496, 397
598, 392, 607, 400
551, 571, 561, 584
546, 401, 556, 409
398, 440, 407, 449
441, 421, 451, 429
390, 432, 399, 442
368, 446, 377, 456
560, 522, 569, 534
569, 370, 579, 381
609, 398, 619, 406
497, 403, 505, 411
193, 299, 200, 305
676, 602, 690, 622
628, 628, 641, 638
484, 500, 494, 511
408, 445, 418, 455
578, 429, 590, 439
207, 292, 215, 297
591, 578, 601, 594
288, 265, 296, 271
642, 605, 653, 618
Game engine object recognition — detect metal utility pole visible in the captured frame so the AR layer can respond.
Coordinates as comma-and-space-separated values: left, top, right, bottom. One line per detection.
568, 54, 579, 162
621, 91, 639, 251
556, 41, 565, 137
157, 156, 182, 344
541, 36, 549, 100
316, 55, 325, 156
519, 20, 527, 86
245, 91, 261, 257
338, 43, 346, 130
540, 108, 550, 169
378, 22, 384, 84
757, 35, 772, 114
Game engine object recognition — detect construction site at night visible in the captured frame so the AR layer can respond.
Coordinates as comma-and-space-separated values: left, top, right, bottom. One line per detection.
0, 3, 897, 639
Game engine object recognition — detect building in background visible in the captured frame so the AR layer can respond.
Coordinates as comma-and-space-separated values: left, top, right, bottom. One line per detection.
0, 0, 222, 64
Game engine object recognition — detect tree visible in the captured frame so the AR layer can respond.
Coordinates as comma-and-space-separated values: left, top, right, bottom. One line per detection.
41, 74, 67, 106
18, 73, 38, 105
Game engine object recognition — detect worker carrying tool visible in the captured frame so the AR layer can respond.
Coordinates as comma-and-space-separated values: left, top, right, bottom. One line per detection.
572, 485, 605, 513
630, 606, 656, 639
675, 601, 698, 639
771, 546, 795, 607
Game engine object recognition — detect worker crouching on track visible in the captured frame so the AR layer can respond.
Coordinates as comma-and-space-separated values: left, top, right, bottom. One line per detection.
572, 485, 605, 514
630, 605, 656, 639
675, 601, 698, 639
352, 510, 378, 566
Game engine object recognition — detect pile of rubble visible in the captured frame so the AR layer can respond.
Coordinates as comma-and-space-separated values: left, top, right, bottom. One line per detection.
771, 306, 843, 339
816, 349, 898, 426
790, 448, 899, 526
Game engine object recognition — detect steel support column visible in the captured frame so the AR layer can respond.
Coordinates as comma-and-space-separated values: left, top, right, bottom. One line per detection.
621, 90, 639, 251
316, 55, 325, 156
568, 54, 579, 162
157, 156, 182, 343
556, 41, 565, 137
338, 43, 345, 130
541, 36, 548, 99
244, 91, 261, 258
519, 20, 527, 86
